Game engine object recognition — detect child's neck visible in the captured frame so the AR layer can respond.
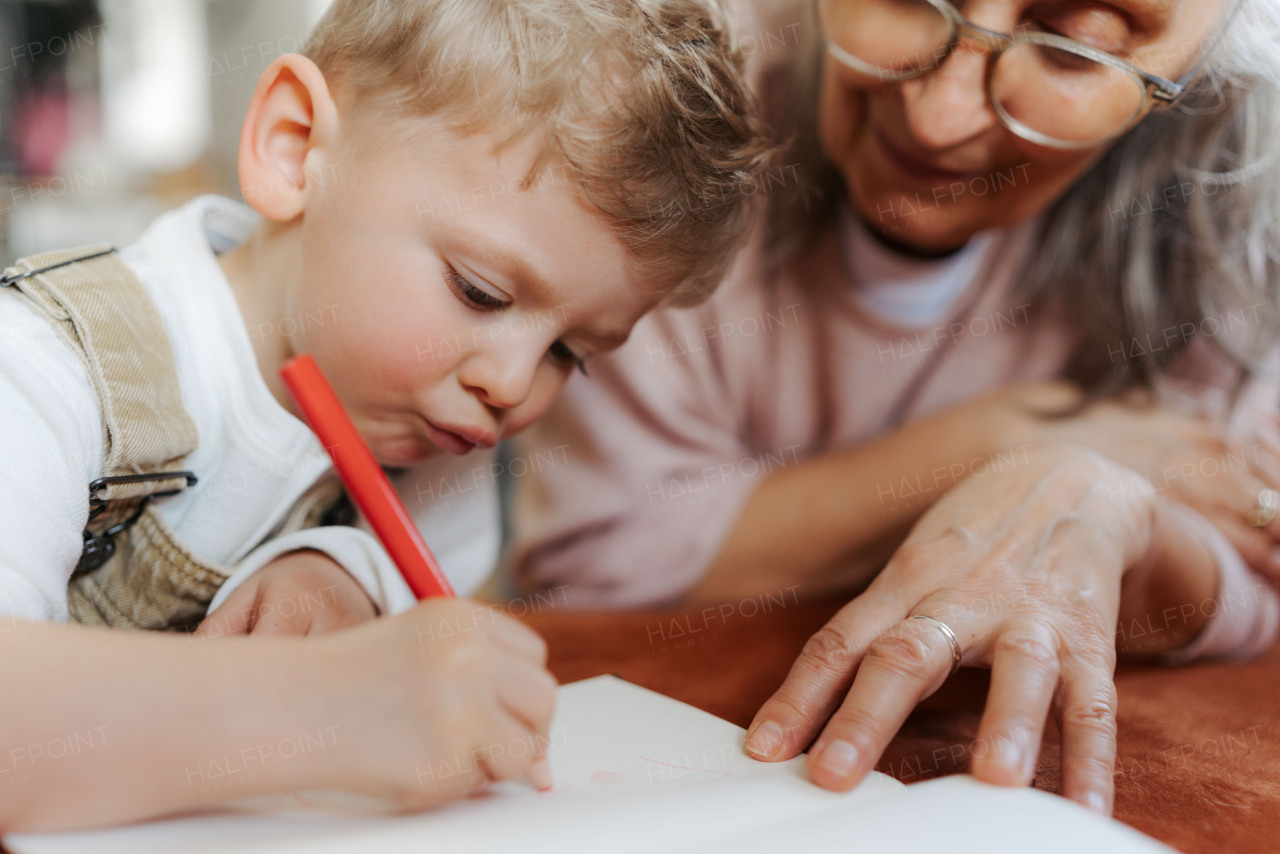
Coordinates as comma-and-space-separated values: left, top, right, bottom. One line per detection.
218, 221, 299, 417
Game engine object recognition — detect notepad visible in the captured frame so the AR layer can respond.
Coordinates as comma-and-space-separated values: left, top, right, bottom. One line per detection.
5, 675, 1173, 854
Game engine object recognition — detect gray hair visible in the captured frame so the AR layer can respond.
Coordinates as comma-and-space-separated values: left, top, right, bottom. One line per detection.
772, 0, 1280, 397
1030, 0, 1280, 396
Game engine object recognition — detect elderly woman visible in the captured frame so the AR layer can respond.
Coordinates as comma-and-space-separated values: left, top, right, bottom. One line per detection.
509, 0, 1280, 816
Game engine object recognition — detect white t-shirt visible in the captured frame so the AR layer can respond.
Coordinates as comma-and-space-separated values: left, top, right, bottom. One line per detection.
0, 195, 498, 621
841, 204, 997, 327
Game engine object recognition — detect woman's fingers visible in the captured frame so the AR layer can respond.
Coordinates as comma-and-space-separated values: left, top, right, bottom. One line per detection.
742, 445, 1142, 806
1055, 656, 1120, 815
1219, 513, 1280, 577
1248, 482, 1280, 550
970, 620, 1060, 786
804, 615, 959, 791
744, 596, 900, 763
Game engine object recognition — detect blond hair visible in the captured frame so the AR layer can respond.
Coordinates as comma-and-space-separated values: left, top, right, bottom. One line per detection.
304, 0, 774, 305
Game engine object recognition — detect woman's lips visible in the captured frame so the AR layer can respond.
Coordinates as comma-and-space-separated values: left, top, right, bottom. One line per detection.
875, 130, 978, 185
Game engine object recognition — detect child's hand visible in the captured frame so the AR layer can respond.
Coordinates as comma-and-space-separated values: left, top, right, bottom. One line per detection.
196, 550, 378, 637
313, 599, 557, 807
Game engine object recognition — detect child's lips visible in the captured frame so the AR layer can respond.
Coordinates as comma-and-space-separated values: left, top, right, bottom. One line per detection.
422, 418, 494, 455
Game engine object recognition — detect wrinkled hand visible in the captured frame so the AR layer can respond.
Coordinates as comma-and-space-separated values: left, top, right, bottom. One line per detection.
1034, 386, 1280, 578
196, 549, 378, 637
744, 444, 1156, 815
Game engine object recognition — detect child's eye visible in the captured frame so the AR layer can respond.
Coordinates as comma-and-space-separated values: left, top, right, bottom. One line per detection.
549, 340, 588, 376
446, 264, 509, 311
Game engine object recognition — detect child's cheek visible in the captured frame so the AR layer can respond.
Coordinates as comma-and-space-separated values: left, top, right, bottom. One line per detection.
502, 370, 571, 438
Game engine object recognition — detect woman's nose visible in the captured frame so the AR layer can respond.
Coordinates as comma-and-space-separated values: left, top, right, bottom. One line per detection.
898, 38, 1001, 149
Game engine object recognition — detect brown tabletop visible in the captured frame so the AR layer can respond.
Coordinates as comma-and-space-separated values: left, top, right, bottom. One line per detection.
522, 598, 1280, 854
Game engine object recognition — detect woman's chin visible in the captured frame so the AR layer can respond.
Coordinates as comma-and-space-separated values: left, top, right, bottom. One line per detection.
851, 190, 987, 256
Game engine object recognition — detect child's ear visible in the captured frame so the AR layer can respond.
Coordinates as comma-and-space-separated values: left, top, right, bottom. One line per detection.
237, 54, 340, 221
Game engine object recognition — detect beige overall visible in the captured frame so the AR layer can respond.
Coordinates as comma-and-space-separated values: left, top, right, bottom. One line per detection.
2, 244, 342, 631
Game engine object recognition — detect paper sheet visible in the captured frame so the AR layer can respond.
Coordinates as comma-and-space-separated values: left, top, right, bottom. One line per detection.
6, 676, 1173, 853
697, 774, 1176, 853
5, 676, 902, 854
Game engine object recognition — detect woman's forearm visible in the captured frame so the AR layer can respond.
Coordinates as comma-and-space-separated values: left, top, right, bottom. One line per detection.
687, 383, 1079, 602
0, 620, 332, 832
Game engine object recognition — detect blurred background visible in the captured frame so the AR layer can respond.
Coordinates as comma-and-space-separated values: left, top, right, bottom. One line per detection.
0, 0, 334, 264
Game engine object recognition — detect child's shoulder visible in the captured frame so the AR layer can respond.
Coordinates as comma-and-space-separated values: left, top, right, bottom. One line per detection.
0, 282, 103, 464
0, 279, 88, 371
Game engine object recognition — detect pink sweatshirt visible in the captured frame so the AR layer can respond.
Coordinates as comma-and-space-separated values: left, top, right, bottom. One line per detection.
509, 204, 1279, 663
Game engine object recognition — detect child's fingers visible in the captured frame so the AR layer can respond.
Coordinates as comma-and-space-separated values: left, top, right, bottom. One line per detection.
298, 585, 378, 635
473, 710, 551, 785
523, 755, 554, 792
495, 657, 558, 740
245, 590, 314, 636
484, 612, 549, 665
304, 607, 366, 635
192, 582, 260, 637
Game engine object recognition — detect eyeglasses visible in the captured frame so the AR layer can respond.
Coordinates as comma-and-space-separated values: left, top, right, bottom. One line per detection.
816, 0, 1243, 149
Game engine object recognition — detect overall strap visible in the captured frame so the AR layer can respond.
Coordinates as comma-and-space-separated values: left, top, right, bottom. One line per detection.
4, 244, 347, 631
2, 244, 199, 567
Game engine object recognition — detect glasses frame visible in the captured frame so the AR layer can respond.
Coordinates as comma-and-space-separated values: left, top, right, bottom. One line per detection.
818, 0, 1245, 150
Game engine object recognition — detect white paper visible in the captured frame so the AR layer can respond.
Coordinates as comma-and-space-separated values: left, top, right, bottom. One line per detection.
6, 676, 1172, 853
5, 676, 902, 854
694, 774, 1176, 854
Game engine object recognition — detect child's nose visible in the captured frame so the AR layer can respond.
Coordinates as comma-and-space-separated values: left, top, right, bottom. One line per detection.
460, 348, 540, 411
898, 41, 999, 149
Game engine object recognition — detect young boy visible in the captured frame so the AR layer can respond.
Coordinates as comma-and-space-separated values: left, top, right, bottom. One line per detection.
0, 0, 772, 831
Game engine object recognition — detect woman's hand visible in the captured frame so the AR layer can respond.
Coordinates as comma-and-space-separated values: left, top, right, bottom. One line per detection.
743, 444, 1157, 815
1030, 387, 1280, 579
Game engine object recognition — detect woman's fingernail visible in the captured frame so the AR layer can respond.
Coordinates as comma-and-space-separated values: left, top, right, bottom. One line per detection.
746, 720, 784, 759
815, 739, 860, 781
1081, 791, 1108, 814
994, 740, 1025, 780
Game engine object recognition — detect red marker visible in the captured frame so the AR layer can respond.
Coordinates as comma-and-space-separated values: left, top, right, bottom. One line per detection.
281, 354, 455, 599
282, 358, 554, 791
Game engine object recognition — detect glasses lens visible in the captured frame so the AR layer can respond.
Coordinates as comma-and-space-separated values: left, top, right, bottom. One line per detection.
991, 41, 1147, 146
818, 0, 952, 80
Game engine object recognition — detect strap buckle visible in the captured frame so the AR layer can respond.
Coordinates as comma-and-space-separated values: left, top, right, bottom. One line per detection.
76, 472, 198, 576
88, 471, 198, 513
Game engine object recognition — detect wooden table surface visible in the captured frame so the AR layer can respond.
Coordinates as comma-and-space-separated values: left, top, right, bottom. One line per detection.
522, 597, 1280, 854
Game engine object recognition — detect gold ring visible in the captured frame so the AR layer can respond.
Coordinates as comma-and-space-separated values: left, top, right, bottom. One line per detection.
1247, 488, 1279, 528
908, 614, 962, 677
